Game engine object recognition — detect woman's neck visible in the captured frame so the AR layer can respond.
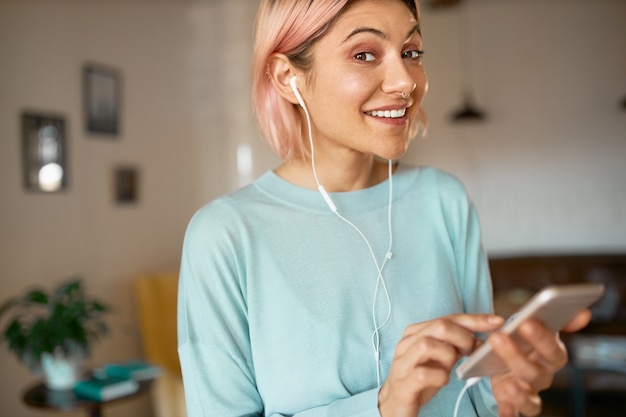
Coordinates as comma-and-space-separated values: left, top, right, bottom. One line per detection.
275, 156, 394, 192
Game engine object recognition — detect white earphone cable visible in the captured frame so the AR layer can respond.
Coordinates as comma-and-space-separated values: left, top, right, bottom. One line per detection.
295, 77, 477, 413
453, 377, 482, 417
299, 85, 394, 388
370, 160, 393, 387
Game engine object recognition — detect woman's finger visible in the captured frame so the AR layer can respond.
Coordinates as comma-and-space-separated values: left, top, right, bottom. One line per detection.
489, 332, 542, 384
561, 309, 592, 333
518, 320, 568, 372
445, 313, 504, 333
401, 314, 503, 356
492, 374, 542, 417
403, 314, 503, 337
395, 335, 461, 371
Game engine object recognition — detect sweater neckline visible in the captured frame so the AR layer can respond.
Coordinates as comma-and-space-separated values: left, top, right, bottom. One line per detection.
253, 163, 417, 215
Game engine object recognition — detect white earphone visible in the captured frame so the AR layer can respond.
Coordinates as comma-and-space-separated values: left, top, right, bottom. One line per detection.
290, 76, 337, 212
289, 74, 394, 388
290, 76, 307, 110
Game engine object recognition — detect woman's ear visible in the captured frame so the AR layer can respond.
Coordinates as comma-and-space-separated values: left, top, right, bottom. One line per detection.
267, 53, 301, 105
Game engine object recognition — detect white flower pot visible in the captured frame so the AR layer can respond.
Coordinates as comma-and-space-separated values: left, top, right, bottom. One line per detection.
41, 352, 81, 390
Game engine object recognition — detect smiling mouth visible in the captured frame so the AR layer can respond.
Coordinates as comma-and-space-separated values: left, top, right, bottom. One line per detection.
365, 108, 407, 119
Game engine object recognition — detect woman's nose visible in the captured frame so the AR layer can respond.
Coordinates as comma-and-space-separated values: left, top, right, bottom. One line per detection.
381, 57, 418, 96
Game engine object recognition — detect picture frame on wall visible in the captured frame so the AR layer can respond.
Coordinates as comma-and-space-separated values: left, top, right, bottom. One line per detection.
21, 112, 68, 193
83, 63, 121, 135
114, 166, 139, 204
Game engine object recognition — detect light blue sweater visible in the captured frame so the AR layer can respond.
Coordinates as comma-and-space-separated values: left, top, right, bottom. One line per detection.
178, 165, 498, 417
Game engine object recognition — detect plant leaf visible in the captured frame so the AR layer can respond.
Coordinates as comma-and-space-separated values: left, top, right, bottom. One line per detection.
4, 320, 27, 353
1, 277, 110, 363
24, 290, 48, 305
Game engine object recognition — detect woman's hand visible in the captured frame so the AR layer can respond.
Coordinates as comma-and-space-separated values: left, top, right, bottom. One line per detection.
489, 309, 592, 417
378, 314, 504, 417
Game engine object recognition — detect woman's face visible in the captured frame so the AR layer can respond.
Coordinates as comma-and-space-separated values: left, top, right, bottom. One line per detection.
298, 0, 428, 162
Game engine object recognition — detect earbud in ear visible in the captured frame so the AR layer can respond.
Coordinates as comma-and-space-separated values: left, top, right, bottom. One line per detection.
289, 76, 306, 108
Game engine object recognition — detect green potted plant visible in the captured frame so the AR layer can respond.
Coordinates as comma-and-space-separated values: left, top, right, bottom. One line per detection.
0, 278, 110, 390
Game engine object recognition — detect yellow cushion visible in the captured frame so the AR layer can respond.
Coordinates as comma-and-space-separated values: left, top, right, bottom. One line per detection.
135, 273, 181, 378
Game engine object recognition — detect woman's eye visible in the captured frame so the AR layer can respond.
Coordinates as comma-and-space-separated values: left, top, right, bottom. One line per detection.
403, 49, 424, 59
354, 52, 376, 62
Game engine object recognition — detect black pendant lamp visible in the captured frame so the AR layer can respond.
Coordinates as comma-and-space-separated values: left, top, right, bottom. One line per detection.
450, 2, 487, 123
452, 93, 486, 122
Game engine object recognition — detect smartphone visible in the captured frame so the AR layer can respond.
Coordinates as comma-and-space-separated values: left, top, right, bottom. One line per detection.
455, 283, 605, 380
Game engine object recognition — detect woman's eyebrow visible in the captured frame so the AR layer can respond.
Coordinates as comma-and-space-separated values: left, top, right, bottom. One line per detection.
344, 27, 385, 42
409, 24, 421, 37
343, 24, 421, 43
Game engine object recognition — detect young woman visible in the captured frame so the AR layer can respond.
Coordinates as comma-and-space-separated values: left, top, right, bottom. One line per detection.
177, 1, 590, 416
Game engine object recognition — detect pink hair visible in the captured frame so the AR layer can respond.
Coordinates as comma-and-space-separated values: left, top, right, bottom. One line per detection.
252, 0, 423, 161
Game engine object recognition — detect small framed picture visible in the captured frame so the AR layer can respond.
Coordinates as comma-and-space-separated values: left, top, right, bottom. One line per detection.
83, 63, 121, 135
22, 112, 68, 192
114, 166, 139, 204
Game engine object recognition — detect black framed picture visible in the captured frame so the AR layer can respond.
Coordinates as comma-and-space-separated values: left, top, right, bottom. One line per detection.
114, 166, 139, 204
22, 112, 68, 192
83, 64, 121, 135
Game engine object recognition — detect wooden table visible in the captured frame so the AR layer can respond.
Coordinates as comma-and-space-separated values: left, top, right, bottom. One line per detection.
23, 379, 152, 417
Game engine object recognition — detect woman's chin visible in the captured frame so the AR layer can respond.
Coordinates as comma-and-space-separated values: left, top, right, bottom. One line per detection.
375, 143, 411, 162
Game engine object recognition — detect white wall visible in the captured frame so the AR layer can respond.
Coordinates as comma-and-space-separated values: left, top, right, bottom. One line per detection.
0, 0, 625, 416
0, 1, 196, 416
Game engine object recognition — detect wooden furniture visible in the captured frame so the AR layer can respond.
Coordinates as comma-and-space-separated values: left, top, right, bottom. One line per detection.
489, 254, 626, 333
22, 379, 152, 417
135, 273, 187, 417
489, 253, 626, 416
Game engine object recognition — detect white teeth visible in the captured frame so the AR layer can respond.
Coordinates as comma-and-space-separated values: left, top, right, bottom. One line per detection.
367, 108, 407, 118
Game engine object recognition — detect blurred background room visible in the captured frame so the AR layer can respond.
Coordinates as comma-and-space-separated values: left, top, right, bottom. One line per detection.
0, 0, 624, 416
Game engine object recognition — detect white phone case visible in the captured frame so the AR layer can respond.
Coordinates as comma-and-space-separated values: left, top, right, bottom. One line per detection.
456, 283, 605, 380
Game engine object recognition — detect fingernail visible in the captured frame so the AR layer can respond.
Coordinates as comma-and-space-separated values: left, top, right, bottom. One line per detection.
489, 316, 504, 325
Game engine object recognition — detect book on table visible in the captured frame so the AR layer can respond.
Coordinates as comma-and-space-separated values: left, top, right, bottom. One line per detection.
73, 375, 139, 401
103, 360, 161, 381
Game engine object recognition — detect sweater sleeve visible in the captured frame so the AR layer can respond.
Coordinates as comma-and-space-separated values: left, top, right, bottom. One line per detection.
437, 172, 498, 415
177, 206, 264, 417
458, 203, 499, 416
438, 176, 493, 316
177, 205, 384, 417
461, 204, 499, 416
278, 390, 381, 417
